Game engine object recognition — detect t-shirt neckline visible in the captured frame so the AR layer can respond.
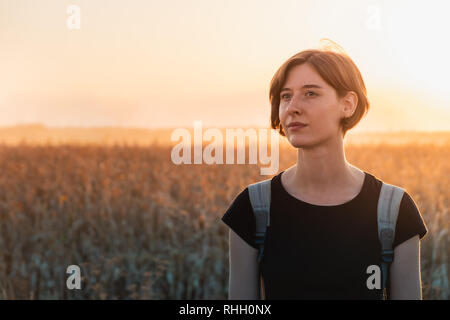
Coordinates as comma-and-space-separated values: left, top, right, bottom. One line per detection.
275, 170, 369, 209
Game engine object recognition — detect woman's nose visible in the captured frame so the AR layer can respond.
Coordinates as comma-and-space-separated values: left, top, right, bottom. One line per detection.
286, 94, 303, 114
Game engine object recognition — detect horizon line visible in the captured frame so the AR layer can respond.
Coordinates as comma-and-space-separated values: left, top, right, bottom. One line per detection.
1, 123, 449, 133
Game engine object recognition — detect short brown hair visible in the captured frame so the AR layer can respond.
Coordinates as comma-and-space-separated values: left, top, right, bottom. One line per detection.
269, 48, 370, 138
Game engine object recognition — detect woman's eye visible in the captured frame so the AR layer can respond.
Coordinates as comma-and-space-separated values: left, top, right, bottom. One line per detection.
281, 92, 316, 100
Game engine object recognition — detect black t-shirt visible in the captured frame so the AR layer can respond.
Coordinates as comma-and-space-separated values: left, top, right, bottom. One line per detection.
221, 170, 428, 300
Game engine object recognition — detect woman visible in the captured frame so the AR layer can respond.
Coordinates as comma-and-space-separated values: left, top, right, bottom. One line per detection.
221, 47, 428, 300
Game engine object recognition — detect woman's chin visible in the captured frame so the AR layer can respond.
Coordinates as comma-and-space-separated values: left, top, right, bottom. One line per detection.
287, 135, 308, 148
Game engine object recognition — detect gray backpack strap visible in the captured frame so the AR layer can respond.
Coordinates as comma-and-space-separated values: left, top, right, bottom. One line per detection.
377, 182, 405, 300
248, 178, 271, 300
248, 179, 271, 265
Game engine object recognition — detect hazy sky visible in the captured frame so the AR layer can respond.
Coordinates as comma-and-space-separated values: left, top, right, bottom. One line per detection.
1, 0, 449, 131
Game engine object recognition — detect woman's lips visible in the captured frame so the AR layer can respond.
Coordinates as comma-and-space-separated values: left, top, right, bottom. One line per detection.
289, 124, 307, 130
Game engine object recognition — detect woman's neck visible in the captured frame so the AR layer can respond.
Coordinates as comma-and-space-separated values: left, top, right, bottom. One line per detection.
289, 138, 363, 195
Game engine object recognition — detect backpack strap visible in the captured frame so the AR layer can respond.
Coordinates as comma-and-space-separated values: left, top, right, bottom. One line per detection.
248, 178, 271, 300
248, 179, 271, 264
377, 182, 405, 300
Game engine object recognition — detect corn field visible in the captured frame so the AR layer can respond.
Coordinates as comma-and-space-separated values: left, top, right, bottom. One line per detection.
0, 140, 448, 299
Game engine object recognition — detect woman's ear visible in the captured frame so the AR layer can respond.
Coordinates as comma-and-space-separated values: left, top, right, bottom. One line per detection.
341, 91, 358, 119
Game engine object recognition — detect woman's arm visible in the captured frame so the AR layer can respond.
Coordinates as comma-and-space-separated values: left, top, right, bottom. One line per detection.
389, 235, 423, 299
228, 229, 260, 299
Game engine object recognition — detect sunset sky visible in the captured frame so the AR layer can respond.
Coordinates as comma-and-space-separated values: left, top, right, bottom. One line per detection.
1, 0, 449, 132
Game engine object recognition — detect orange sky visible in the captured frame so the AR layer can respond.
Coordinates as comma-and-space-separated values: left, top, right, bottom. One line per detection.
1, 0, 449, 131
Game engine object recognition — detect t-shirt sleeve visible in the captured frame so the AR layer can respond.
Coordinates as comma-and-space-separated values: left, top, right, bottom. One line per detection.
221, 187, 258, 250
392, 191, 428, 249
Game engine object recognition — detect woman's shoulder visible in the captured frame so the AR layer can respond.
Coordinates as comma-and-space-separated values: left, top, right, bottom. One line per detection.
365, 171, 413, 199
223, 172, 279, 209
364, 171, 411, 204
363, 171, 428, 246
362, 170, 381, 185
221, 185, 258, 250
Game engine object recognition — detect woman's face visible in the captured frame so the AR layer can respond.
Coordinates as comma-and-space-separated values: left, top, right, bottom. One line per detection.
278, 63, 356, 148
